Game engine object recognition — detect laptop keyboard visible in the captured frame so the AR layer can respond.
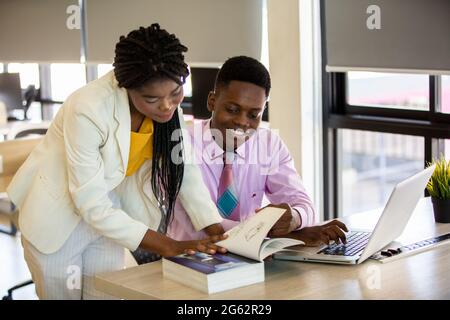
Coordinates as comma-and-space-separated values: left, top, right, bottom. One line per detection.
318, 231, 371, 257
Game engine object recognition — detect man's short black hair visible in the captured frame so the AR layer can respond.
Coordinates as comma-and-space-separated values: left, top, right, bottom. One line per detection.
215, 56, 271, 97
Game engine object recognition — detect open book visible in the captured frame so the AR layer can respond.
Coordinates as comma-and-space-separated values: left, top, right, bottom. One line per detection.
162, 206, 304, 293
216, 206, 305, 261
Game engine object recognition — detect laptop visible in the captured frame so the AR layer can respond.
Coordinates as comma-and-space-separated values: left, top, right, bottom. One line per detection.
273, 165, 436, 265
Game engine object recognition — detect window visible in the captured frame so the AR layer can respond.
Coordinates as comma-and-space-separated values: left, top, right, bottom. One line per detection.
7, 63, 40, 89
320, 0, 450, 219
339, 129, 424, 216
50, 64, 86, 102
442, 75, 450, 114
0, 63, 3, 73
97, 63, 114, 78
183, 71, 192, 98
347, 72, 429, 110
435, 139, 450, 161
446, 140, 450, 160
323, 71, 449, 218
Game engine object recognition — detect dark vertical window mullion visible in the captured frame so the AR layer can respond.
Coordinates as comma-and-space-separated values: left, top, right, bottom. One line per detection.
323, 74, 345, 219
428, 75, 445, 159
430, 76, 436, 114
425, 136, 432, 198
333, 72, 346, 218
430, 75, 443, 125
425, 137, 433, 167
321, 0, 333, 220
331, 128, 339, 218
332, 73, 346, 114
426, 76, 435, 165
425, 75, 440, 196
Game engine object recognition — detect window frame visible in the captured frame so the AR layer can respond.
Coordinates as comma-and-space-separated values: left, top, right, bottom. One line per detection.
320, 1, 450, 219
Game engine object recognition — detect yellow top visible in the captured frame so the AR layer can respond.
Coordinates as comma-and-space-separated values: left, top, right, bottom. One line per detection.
126, 117, 154, 177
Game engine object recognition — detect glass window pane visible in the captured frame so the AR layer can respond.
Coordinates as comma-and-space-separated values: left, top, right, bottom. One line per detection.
0, 63, 3, 73
183, 71, 192, 98
445, 139, 450, 160
51, 64, 86, 102
7, 63, 40, 89
97, 63, 114, 78
442, 75, 450, 114
339, 129, 424, 216
347, 72, 429, 110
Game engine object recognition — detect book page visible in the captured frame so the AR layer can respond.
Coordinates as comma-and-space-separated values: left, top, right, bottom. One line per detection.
259, 238, 304, 261
216, 207, 286, 261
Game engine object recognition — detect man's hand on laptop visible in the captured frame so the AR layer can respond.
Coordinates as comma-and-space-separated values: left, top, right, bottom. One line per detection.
287, 220, 349, 247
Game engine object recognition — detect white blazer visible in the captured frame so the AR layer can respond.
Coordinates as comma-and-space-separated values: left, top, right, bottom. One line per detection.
7, 71, 222, 254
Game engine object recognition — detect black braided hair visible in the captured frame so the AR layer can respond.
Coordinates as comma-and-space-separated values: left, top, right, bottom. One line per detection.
113, 24, 189, 230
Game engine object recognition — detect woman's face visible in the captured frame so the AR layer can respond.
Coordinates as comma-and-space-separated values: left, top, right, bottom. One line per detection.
127, 78, 184, 123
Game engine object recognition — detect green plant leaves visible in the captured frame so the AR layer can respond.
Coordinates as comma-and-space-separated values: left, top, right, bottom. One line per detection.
426, 156, 450, 200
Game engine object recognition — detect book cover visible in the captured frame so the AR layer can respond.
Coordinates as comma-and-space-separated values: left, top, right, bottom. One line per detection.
166, 252, 255, 274
163, 252, 264, 294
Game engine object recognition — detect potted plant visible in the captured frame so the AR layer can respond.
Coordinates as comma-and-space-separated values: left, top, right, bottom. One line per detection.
426, 157, 450, 223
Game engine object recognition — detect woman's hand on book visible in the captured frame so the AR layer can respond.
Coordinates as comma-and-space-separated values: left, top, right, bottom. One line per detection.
203, 223, 225, 236
288, 220, 349, 247
139, 229, 228, 257
172, 234, 229, 256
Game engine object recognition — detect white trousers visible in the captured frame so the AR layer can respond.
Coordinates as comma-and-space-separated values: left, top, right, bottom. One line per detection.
22, 219, 125, 300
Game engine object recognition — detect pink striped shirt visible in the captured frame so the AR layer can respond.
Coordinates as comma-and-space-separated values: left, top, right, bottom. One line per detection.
167, 120, 316, 240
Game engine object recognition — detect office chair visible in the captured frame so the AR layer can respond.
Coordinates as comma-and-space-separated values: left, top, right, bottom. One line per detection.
5, 85, 37, 122
23, 85, 37, 120
6, 121, 50, 141
2, 280, 34, 300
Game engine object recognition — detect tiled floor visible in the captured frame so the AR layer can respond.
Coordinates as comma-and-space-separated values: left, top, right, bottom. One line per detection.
0, 215, 138, 300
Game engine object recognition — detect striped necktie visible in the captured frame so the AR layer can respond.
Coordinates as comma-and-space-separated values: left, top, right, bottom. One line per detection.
216, 152, 240, 221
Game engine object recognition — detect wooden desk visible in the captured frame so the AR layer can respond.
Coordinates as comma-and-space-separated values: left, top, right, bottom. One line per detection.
0, 175, 13, 195
0, 137, 42, 195
95, 198, 450, 299
0, 137, 42, 235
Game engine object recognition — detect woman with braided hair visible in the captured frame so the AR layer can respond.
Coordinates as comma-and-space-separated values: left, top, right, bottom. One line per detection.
7, 24, 226, 299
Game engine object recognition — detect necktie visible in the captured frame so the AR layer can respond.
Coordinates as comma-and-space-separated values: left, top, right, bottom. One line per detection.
217, 152, 240, 221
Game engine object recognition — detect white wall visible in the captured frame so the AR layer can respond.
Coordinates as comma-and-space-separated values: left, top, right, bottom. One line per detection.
267, 0, 302, 173
267, 0, 323, 220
